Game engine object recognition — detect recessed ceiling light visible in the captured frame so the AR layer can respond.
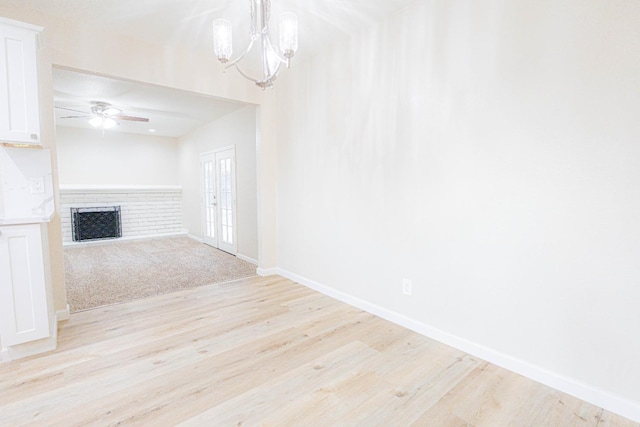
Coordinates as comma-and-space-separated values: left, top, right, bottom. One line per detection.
148, 129, 156, 132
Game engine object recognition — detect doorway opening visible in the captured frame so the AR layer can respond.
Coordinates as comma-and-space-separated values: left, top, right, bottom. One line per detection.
52, 67, 259, 313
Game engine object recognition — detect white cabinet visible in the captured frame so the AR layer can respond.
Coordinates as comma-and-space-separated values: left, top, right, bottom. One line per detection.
0, 18, 42, 145
0, 18, 52, 360
0, 223, 50, 346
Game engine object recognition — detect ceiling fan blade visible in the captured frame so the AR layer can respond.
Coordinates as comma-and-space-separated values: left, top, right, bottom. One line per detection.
55, 106, 90, 114
60, 115, 92, 119
117, 115, 150, 123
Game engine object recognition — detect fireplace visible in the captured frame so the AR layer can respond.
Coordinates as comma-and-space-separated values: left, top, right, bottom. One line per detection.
59, 186, 183, 244
71, 206, 122, 242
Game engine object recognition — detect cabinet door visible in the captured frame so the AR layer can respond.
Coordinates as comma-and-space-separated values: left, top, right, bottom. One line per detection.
0, 224, 50, 346
0, 21, 41, 145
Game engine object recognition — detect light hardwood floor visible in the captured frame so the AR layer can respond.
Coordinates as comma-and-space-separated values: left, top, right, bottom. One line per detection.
0, 275, 637, 426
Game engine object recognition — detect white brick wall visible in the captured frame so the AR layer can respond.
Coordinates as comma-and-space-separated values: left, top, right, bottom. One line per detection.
60, 186, 183, 243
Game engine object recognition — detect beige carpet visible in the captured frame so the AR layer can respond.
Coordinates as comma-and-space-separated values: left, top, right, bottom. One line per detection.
64, 236, 257, 312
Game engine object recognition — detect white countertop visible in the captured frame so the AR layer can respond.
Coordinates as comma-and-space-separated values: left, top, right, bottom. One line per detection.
0, 212, 54, 225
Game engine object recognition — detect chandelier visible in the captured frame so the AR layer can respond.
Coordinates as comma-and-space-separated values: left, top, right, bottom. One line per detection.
213, 0, 298, 89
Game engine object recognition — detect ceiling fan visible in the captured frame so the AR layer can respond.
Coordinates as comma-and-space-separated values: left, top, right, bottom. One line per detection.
56, 101, 149, 130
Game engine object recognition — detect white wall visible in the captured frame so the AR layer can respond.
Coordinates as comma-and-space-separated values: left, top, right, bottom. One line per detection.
178, 106, 258, 261
56, 127, 179, 185
275, 0, 640, 419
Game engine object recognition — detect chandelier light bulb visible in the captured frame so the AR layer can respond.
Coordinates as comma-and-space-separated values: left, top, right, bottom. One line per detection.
213, 19, 233, 63
279, 12, 298, 59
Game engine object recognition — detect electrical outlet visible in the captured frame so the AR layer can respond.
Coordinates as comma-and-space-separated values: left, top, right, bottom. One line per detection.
30, 177, 45, 194
402, 278, 412, 296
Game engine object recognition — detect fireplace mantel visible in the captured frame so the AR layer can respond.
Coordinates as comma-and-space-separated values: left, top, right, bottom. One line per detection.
59, 185, 181, 194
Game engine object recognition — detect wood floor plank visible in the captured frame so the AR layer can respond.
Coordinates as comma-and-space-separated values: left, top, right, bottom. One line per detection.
178, 341, 381, 426
0, 275, 637, 426
412, 363, 602, 427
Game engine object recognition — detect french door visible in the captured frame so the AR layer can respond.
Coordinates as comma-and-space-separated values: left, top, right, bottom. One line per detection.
200, 147, 237, 255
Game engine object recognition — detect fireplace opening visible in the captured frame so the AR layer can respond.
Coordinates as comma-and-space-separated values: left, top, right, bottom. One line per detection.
71, 206, 122, 242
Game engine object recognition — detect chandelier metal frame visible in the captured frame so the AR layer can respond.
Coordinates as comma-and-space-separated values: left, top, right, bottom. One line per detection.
213, 0, 298, 89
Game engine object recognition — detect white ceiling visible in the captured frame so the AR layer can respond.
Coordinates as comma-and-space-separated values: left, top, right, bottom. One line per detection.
17, 0, 417, 57
37, 0, 418, 137
53, 68, 247, 138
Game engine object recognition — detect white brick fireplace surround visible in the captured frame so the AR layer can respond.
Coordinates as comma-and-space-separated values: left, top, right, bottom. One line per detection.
59, 185, 184, 245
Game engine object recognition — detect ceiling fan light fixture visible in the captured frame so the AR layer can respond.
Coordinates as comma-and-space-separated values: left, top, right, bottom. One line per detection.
89, 116, 118, 129
102, 117, 118, 129
88, 116, 102, 128
103, 107, 121, 116
56, 102, 148, 133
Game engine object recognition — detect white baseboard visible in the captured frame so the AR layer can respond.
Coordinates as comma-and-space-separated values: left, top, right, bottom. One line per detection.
63, 231, 188, 247
276, 268, 640, 423
257, 267, 279, 276
186, 237, 258, 267
186, 234, 202, 243
237, 253, 258, 266
56, 304, 70, 322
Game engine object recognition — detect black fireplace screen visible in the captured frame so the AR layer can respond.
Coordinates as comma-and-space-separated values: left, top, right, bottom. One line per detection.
71, 206, 122, 242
